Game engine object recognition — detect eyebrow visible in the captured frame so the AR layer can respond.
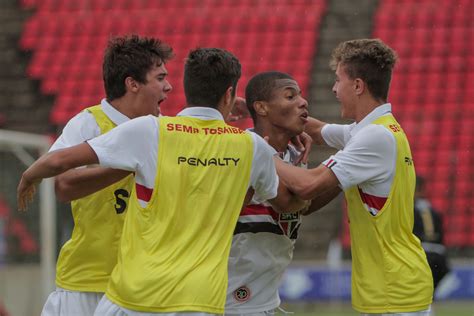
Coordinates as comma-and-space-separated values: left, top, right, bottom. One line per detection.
283, 86, 300, 93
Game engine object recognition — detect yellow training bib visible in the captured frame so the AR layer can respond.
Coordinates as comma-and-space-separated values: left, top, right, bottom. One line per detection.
106, 116, 254, 313
56, 105, 133, 292
346, 114, 433, 313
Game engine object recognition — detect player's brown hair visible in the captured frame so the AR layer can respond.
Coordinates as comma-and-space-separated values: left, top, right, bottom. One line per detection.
103, 35, 174, 101
330, 38, 397, 101
184, 48, 241, 108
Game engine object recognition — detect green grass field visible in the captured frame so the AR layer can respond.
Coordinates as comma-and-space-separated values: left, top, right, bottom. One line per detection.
281, 301, 474, 316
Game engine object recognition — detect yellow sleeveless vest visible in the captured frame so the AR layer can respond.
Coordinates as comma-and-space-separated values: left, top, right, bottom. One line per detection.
56, 105, 134, 292
106, 116, 253, 313
345, 114, 433, 313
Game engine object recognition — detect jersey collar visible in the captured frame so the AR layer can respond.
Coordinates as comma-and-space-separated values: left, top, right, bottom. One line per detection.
177, 107, 224, 121
350, 103, 392, 137
100, 98, 130, 126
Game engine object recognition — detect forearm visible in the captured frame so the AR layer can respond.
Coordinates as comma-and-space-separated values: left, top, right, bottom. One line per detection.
305, 117, 327, 145
55, 167, 132, 202
268, 180, 310, 214
23, 143, 98, 184
275, 158, 340, 200
301, 186, 341, 215
274, 158, 316, 200
18, 143, 98, 211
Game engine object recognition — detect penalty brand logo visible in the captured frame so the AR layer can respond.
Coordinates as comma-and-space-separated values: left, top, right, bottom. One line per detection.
177, 156, 240, 167
233, 286, 251, 302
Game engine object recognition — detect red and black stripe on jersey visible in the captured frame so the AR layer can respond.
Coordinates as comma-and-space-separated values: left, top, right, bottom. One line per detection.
234, 204, 301, 240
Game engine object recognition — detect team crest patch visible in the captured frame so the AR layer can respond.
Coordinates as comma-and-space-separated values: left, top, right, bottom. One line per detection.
278, 212, 301, 238
233, 286, 251, 302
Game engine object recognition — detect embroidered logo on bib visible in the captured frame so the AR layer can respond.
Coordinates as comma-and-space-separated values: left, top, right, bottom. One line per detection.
233, 286, 251, 302
278, 212, 301, 239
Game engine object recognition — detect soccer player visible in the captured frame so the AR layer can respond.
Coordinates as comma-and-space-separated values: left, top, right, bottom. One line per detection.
18, 48, 306, 315
276, 39, 433, 315
225, 71, 336, 315
40, 35, 174, 316
226, 71, 308, 316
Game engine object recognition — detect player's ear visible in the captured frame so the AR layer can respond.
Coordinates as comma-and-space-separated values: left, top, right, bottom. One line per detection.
254, 101, 268, 117
354, 78, 365, 96
224, 86, 233, 106
125, 76, 139, 93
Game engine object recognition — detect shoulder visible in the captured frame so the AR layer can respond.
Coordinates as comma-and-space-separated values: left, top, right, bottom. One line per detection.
127, 115, 159, 130
63, 110, 99, 135
50, 111, 100, 151
353, 123, 395, 151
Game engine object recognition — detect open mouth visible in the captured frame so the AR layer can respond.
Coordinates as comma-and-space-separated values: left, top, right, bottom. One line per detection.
300, 112, 309, 122
156, 98, 167, 116
158, 97, 166, 105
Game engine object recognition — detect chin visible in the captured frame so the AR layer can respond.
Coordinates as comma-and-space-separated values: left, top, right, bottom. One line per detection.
290, 127, 304, 136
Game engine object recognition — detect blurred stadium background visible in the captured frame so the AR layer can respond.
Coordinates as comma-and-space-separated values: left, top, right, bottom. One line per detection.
0, 0, 473, 315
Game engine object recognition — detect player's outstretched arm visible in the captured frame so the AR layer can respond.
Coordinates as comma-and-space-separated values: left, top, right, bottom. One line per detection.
267, 180, 310, 214
265, 156, 310, 214
17, 143, 98, 211
275, 158, 339, 201
300, 187, 341, 215
55, 168, 132, 202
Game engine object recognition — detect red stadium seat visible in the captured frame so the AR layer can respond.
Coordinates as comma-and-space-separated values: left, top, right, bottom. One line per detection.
22, 0, 327, 126
376, 0, 474, 246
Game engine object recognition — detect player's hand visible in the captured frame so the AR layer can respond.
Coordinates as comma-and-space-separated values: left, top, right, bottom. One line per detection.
290, 132, 313, 165
227, 97, 250, 122
17, 175, 40, 212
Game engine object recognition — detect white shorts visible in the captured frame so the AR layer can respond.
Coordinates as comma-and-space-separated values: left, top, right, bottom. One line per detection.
361, 305, 431, 316
94, 295, 219, 316
41, 287, 103, 316
225, 311, 275, 316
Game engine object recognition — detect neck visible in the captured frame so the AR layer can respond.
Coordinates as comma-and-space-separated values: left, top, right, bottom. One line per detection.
109, 97, 134, 119
355, 95, 386, 123
254, 121, 291, 153
216, 103, 231, 121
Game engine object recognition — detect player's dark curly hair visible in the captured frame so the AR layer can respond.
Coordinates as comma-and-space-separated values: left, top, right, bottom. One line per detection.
103, 35, 174, 101
330, 38, 397, 101
184, 48, 241, 108
245, 71, 294, 123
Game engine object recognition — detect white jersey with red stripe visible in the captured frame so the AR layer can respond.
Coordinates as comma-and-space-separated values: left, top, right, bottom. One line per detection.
225, 144, 304, 314
321, 103, 396, 216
